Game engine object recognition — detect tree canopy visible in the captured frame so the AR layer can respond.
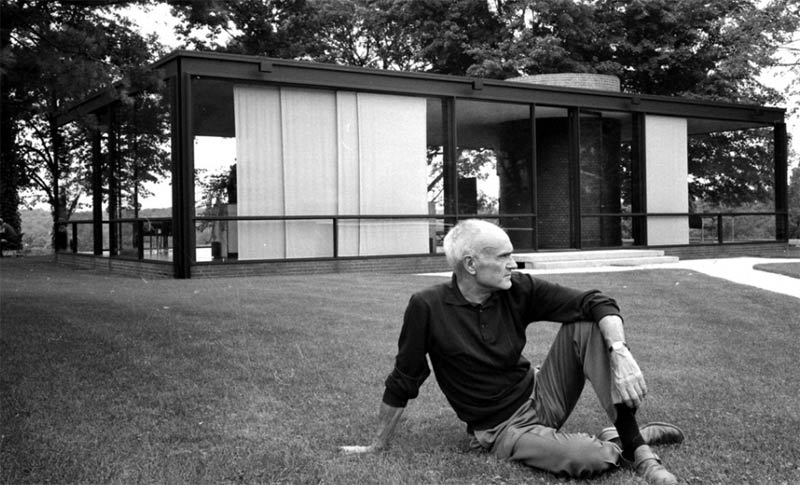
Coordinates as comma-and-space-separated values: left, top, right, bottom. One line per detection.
169, 0, 799, 104
1, 0, 165, 238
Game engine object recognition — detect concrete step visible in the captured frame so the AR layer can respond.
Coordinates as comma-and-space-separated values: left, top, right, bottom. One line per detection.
530, 256, 679, 270
513, 250, 679, 270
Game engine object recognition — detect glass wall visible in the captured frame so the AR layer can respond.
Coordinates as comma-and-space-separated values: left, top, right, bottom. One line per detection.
579, 109, 636, 248
191, 78, 237, 262
191, 77, 446, 262
687, 121, 776, 243
425, 98, 446, 252
56, 120, 94, 254
456, 99, 533, 249
56, 79, 171, 260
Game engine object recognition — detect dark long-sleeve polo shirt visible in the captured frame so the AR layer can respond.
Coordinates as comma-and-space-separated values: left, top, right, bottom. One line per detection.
383, 272, 621, 432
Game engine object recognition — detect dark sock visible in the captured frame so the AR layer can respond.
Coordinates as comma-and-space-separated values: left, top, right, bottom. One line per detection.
614, 404, 645, 461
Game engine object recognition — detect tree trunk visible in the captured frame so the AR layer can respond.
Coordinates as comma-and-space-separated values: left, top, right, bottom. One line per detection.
0, 20, 22, 233
49, 113, 63, 250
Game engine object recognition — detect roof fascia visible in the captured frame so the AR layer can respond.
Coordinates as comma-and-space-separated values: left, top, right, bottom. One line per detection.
61, 50, 786, 127
169, 50, 784, 125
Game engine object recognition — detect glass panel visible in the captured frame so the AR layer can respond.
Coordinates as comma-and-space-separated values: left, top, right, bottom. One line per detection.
143, 219, 172, 261
58, 121, 94, 222
579, 110, 634, 248
192, 78, 237, 263
426, 98, 446, 253
118, 221, 139, 258
455, 99, 533, 249
117, 82, 173, 218
688, 122, 776, 243
196, 219, 236, 262
727, 215, 776, 242
74, 222, 94, 254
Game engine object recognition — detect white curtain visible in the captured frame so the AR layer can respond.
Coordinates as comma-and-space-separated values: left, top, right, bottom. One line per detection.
234, 86, 285, 260
282, 88, 338, 258
234, 86, 429, 259
357, 93, 429, 255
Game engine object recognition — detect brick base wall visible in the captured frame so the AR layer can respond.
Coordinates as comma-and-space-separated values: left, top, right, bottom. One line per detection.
54, 242, 797, 279
659, 242, 799, 260
55, 253, 174, 278
191, 254, 451, 278
55, 252, 451, 279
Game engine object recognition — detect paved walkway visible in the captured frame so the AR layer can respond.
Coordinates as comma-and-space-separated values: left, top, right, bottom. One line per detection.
423, 257, 800, 299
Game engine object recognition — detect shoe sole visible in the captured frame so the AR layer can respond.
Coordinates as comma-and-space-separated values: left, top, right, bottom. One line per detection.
640, 421, 685, 445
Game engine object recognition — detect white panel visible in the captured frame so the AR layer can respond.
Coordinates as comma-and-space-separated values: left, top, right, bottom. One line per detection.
357, 93, 429, 255
645, 115, 689, 245
234, 85, 286, 259
337, 92, 360, 256
281, 88, 337, 258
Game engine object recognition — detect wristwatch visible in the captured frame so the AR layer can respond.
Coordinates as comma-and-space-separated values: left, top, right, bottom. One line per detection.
609, 341, 629, 353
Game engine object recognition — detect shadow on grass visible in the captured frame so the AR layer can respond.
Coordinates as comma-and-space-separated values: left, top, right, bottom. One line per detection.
1, 257, 799, 484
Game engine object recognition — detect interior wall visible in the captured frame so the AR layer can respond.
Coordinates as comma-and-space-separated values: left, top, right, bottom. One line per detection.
234, 86, 428, 260
645, 115, 689, 245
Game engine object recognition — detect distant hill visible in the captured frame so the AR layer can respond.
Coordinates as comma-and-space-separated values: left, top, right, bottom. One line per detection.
19, 209, 52, 252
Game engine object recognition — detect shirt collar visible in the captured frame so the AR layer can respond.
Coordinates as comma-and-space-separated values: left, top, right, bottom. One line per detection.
443, 273, 499, 308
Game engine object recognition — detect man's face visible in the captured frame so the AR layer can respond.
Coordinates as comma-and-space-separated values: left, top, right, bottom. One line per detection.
471, 230, 516, 291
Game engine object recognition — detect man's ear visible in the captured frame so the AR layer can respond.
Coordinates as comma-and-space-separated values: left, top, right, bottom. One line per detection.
463, 255, 477, 275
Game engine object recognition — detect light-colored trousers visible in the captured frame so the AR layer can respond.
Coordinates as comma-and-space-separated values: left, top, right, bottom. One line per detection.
473, 321, 622, 478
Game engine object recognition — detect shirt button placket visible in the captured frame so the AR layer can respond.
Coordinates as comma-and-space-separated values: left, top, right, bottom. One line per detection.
479, 307, 491, 341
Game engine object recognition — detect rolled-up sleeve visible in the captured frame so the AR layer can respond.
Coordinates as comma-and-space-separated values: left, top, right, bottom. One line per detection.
382, 294, 432, 407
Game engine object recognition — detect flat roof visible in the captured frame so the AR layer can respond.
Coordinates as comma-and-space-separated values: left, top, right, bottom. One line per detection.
60, 50, 785, 129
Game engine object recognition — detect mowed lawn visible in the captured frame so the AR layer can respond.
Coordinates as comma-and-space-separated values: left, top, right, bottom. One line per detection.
1, 258, 799, 485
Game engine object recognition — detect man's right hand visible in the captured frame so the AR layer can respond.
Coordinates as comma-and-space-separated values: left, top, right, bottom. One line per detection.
339, 402, 405, 456
609, 343, 647, 408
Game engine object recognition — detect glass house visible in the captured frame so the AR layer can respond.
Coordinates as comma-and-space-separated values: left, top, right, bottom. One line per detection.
56, 51, 789, 278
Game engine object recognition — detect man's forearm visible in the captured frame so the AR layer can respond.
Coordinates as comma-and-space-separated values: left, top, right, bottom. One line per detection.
598, 314, 626, 348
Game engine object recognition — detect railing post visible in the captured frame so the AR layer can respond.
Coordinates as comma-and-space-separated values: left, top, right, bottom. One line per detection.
332, 217, 338, 258
717, 214, 724, 244
71, 222, 78, 253
137, 220, 144, 260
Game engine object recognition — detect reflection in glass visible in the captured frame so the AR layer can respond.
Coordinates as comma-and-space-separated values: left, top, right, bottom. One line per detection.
688, 125, 776, 243
579, 110, 634, 248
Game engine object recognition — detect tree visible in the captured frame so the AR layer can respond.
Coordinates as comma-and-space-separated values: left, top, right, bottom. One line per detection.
1, 0, 164, 246
169, 0, 505, 73
472, 0, 798, 102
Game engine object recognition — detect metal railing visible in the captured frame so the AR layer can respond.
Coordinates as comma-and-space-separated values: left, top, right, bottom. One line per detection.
56, 210, 787, 262
581, 211, 786, 245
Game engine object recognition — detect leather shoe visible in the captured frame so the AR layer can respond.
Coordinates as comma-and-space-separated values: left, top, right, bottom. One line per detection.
633, 444, 678, 485
598, 421, 684, 446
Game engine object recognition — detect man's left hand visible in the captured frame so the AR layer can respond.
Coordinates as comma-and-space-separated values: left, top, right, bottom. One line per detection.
609, 345, 647, 408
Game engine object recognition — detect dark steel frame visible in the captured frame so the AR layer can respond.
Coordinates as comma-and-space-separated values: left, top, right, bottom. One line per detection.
58, 50, 789, 278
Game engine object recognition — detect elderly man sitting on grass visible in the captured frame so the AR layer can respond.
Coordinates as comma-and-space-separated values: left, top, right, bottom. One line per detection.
341, 219, 684, 484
